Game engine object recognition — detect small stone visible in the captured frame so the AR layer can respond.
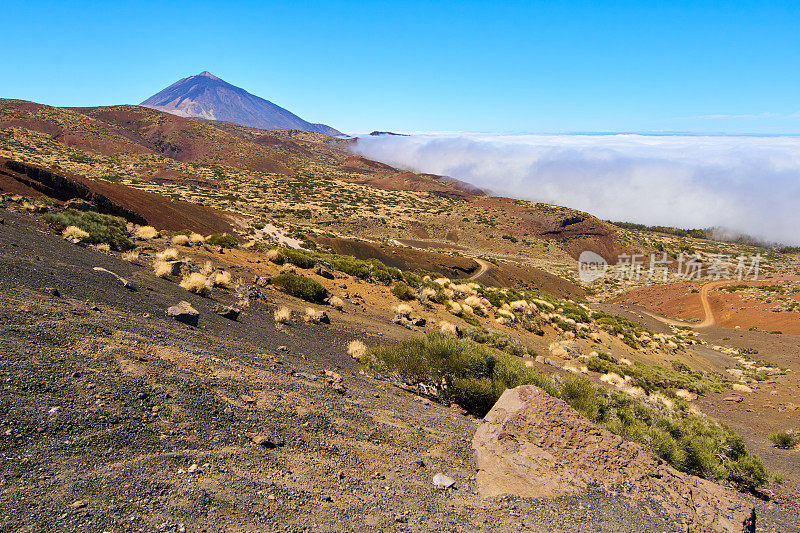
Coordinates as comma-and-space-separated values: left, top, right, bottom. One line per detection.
44, 287, 61, 297
213, 305, 240, 320
70, 500, 87, 509
187, 464, 199, 473
433, 473, 456, 489
252, 434, 284, 448
412, 317, 427, 327
241, 395, 256, 404
167, 301, 199, 326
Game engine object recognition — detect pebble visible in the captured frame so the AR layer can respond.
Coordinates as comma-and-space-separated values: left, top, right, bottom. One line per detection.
433, 473, 456, 489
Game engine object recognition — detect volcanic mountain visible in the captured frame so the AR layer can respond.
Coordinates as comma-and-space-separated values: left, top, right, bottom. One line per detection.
140, 71, 342, 136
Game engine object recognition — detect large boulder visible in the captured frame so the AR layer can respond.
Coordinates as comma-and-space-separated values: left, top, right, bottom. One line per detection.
472, 386, 755, 533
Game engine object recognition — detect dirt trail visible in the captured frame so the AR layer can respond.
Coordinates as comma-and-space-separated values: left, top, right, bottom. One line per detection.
469, 258, 491, 281
634, 279, 739, 329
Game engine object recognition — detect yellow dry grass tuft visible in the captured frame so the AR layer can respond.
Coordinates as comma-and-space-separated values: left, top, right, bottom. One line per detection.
180, 273, 212, 296
211, 270, 232, 287
63, 225, 89, 240
274, 306, 292, 324
135, 225, 159, 239
347, 340, 367, 361
171, 234, 189, 246
153, 260, 178, 278
122, 250, 140, 262
189, 233, 205, 244
156, 248, 180, 261
328, 295, 344, 310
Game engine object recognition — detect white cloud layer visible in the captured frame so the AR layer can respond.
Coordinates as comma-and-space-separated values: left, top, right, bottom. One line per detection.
352, 133, 800, 244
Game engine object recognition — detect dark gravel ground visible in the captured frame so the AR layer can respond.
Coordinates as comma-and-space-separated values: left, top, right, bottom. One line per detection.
0, 206, 797, 532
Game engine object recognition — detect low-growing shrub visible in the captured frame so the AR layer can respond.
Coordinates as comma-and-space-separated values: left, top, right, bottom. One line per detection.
391, 281, 415, 301
44, 209, 133, 250
282, 248, 317, 269
768, 430, 800, 449
206, 233, 239, 248
272, 272, 328, 302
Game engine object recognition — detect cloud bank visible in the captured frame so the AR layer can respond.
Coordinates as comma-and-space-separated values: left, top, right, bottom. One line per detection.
352, 133, 800, 244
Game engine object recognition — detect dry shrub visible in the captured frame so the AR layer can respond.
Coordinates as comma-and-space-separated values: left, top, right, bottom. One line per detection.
439, 321, 458, 335
95, 243, 111, 252
189, 233, 205, 244
153, 260, 178, 278
171, 234, 190, 245
329, 295, 344, 310
63, 225, 89, 240
122, 250, 140, 262
395, 303, 413, 317
211, 270, 232, 287
156, 248, 180, 261
135, 225, 159, 239
180, 273, 212, 296
266, 249, 284, 264
305, 307, 324, 323
274, 306, 292, 324
347, 340, 367, 361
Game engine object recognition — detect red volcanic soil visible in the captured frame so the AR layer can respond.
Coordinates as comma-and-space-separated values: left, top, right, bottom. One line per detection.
0, 158, 235, 235
470, 196, 628, 261
613, 277, 800, 334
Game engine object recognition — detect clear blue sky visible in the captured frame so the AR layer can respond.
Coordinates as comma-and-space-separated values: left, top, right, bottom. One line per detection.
5, 0, 799, 134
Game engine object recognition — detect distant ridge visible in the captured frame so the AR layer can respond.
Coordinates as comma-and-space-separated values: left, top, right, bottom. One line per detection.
141, 71, 342, 136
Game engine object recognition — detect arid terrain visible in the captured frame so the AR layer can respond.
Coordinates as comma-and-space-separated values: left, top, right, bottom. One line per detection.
1, 100, 800, 532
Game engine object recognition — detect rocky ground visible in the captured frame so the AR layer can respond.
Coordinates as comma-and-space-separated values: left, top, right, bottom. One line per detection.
1, 208, 799, 532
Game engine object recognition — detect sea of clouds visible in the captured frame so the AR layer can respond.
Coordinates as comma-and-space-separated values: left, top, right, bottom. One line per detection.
351, 133, 800, 244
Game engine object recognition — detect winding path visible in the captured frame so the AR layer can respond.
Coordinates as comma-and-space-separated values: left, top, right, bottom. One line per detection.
469, 258, 491, 281
636, 279, 738, 329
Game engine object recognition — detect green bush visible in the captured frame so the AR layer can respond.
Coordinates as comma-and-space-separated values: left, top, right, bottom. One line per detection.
365, 333, 767, 489
364, 333, 555, 417
271, 272, 328, 303
391, 281, 415, 301
205, 233, 239, 248
768, 430, 800, 449
43, 208, 132, 251
282, 248, 317, 268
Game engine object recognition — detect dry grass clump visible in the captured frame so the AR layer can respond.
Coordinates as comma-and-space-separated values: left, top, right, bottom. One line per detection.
274, 306, 292, 324
135, 225, 159, 239
328, 295, 344, 310
266, 249, 285, 264
153, 260, 179, 278
171, 234, 190, 245
63, 225, 89, 240
347, 340, 367, 361
395, 303, 413, 317
122, 250, 140, 262
189, 233, 205, 244
156, 248, 180, 261
180, 273, 212, 296
304, 307, 325, 323
95, 243, 111, 252
439, 321, 458, 335
210, 270, 232, 287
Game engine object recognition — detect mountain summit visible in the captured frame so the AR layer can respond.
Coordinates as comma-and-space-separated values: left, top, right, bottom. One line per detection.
140, 71, 342, 136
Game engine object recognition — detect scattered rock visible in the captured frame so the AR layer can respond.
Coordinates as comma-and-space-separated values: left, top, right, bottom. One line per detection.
44, 287, 60, 297
432, 473, 455, 489
252, 434, 285, 448
472, 385, 754, 532
412, 317, 427, 327
167, 301, 199, 327
314, 263, 335, 279
70, 500, 87, 510
723, 396, 744, 403
64, 198, 95, 211
187, 463, 199, 474
213, 305, 240, 320
294, 371, 318, 381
